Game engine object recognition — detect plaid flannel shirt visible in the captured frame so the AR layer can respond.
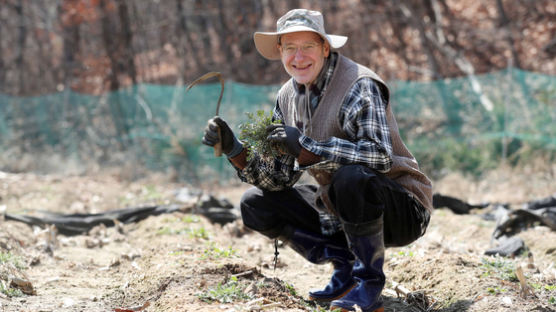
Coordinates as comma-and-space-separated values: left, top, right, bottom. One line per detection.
235, 53, 393, 235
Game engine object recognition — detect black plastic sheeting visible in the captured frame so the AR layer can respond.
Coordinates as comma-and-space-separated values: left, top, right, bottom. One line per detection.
434, 192, 556, 257
3, 192, 239, 236
5, 205, 182, 236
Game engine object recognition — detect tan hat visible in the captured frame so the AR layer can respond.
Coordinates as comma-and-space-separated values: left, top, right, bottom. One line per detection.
254, 9, 348, 60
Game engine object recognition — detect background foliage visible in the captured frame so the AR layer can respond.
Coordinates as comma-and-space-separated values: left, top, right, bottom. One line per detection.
0, 0, 555, 181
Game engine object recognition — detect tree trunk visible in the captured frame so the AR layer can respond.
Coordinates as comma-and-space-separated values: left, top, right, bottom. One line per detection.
194, 0, 212, 68
60, 2, 81, 89
217, 1, 234, 76
175, 0, 205, 76
99, 0, 129, 148
0, 12, 4, 92
14, 2, 27, 95
100, 0, 120, 90
116, 0, 137, 84
495, 0, 521, 69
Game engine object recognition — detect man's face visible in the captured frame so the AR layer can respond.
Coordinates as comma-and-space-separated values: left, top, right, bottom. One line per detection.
278, 31, 330, 86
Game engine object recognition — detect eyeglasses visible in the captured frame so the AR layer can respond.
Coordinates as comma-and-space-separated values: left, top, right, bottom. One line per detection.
280, 42, 321, 56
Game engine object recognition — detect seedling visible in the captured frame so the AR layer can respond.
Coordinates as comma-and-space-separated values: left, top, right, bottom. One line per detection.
0, 251, 25, 270
544, 285, 556, 292
239, 110, 283, 161
197, 276, 251, 303
187, 227, 210, 240
142, 185, 163, 201
284, 281, 297, 296
181, 215, 200, 223
397, 250, 415, 257
0, 281, 23, 297
479, 257, 517, 282
156, 226, 174, 235
168, 250, 185, 256
156, 226, 210, 240
200, 242, 237, 260
486, 286, 508, 295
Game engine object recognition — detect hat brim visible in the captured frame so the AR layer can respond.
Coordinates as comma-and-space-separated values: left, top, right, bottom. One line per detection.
254, 26, 348, 60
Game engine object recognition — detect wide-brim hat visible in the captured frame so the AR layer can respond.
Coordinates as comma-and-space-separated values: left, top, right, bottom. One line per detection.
254, 9, 348, 60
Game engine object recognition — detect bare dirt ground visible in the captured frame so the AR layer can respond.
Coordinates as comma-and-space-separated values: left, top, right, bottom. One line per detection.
1, 163, 555, 312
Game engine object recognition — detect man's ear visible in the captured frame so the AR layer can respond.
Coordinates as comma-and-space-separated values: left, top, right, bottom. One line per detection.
277, 44, 283, 56
323, 42, 330, 57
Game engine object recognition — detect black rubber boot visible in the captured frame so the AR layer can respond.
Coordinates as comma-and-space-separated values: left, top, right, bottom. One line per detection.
330, 215, 385, 312
280, 226, 356, 301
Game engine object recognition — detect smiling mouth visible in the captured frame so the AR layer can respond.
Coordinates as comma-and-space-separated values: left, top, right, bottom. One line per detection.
294, 64, 312, 70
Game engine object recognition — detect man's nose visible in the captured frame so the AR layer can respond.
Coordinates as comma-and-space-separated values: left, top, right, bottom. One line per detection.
294, 48, 305, 60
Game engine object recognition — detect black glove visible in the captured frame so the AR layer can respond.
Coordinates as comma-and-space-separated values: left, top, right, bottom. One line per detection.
202, 116, 243, 157
266, 124, 302, 157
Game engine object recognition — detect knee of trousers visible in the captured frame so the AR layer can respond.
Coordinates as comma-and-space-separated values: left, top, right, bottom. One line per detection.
239, 187, 283, 237
239, 187, 263, 223
330, 165, 383, 222
331, 165, 378, 198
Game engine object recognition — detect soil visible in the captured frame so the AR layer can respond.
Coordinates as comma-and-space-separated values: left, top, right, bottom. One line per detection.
1, 164, 555, 312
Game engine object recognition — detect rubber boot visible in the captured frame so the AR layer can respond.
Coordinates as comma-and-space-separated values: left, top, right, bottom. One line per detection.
280, 226, 356, 301
330, 215, 385, 312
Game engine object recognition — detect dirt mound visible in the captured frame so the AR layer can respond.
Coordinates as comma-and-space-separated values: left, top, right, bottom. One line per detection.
1, 169, 555, 311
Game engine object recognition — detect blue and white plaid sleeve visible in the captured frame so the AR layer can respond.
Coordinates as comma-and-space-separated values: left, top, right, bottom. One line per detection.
299, 77, 393, 173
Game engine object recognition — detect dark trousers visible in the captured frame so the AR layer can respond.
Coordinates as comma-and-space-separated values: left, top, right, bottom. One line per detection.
240, 165, 430, 247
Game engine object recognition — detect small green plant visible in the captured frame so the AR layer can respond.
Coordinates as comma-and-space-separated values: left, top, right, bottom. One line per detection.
479, 257, 517, 282
239, 110, 282, 160
0, 251, 25, 270
530, 282, 542, 290
549, 296, 555, 305
142, 185, 163, 201
544, 284, 556, 292
187, 227, 209, 240
181, 215, 200, 223
168, 250, 185, 256
397, 250, 415, 257
284, 281, 297, 296
0, 282, 24, 297
197, 276, 251, 303
156, 226, 210, 240
486, 286, 508, 295
200, 242, 237, 260
156, 226, 174, 235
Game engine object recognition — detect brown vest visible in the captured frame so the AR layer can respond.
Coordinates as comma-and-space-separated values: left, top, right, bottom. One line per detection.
278, 55, 433, 212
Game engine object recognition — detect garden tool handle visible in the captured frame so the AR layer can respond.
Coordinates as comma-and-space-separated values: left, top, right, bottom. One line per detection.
214, 128, 223, 157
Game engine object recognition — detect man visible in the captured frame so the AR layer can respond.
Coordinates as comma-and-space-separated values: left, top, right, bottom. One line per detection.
202, 9, 432, 312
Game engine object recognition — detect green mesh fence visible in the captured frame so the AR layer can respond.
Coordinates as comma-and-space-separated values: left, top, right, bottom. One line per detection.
391, 68, 556, 175
1, 68, 555, 180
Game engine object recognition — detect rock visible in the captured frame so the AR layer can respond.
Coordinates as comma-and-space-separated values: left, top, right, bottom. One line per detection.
10, 277, 36, 295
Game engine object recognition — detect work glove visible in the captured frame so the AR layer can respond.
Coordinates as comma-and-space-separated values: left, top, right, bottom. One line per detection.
266, 124, 302, 157
202, 117, 243, 157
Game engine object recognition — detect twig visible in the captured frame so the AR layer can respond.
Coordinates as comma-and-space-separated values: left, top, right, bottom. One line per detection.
392, 281, 410, 297
515, 266, 536, 298
261, 302, 280, 310
232, 270, 254, 278
245, 297, 265, 306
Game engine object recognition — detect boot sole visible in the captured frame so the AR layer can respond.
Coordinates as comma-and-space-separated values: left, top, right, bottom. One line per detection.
329, 306, 384, 312
308, 283, 356, 302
